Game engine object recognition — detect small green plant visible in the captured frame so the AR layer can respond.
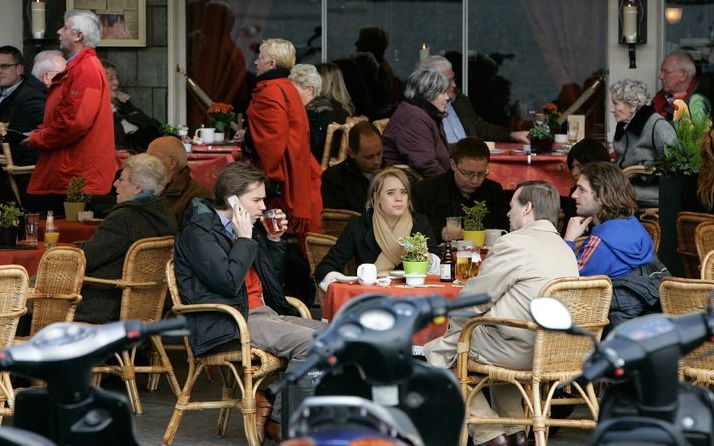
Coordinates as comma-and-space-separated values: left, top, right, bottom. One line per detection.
658, 98, 712, 176
528, 125, 552, 140
0, 202, 23, 227
160, 124, 179, 136
66, 177, 89, 203
462, 201, 488, 231
400, 232, 429, 263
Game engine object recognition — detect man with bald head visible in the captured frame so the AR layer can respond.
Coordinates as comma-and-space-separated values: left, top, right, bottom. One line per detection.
653, 49, 711, 121
146, 136, 211, 223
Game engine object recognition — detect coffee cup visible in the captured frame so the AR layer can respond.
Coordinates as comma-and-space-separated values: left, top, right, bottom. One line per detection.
357, 263, 377, 285
194, 127, 215, 144
484, 229, 507, 248
554, 134, 568, 144
214, 132, 224, 143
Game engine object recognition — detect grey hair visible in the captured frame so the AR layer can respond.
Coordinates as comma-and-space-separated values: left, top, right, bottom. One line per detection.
419, 55, 452, 74
31, 50, 65, 80
65, 10, 102, 48
288, 64, 322, 92
403, 68, 449, 102
124, 153, 167, 195
666, 49, 696, 78
609, 79, 650, 109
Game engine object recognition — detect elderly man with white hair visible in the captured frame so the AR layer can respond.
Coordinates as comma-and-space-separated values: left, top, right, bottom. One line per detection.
653, 49, 711, 121
147, 136, 211, 224
23, 9, 117, 213
420, 55, 529, 144
31, 50, 66, 88
77, 153, 178, 324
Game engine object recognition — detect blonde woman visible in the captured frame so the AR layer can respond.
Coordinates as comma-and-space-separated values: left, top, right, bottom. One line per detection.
317, 62, 355, 117
315, 168, 439, 291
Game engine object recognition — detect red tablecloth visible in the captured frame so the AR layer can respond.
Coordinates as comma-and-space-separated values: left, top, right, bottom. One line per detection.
0, 243, 72, 276
116, 150, 235, 191
191, 144, 242, 160
324, 276, 463, 345
38, 219, 99, 243
489, 143, 572, 196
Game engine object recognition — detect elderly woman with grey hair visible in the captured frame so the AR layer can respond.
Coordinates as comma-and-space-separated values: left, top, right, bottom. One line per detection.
289, 64, 335, 161
382, 68, 450, 178
611, 79, 677, 207
77, 153, 178, 324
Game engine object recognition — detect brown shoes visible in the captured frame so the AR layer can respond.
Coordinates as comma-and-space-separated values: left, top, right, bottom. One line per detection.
475, 433, 509, 446
475, 431, 527, 446
255, 391, 273, 444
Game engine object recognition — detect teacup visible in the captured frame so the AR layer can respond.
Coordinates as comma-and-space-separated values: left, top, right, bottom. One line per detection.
484, 229, 507, 248
357, 263, 377, 285
194, 127, 215, 144
214, 132, 225, 143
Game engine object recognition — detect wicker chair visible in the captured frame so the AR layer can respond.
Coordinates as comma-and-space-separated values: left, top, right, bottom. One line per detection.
320, 208, 360, 238
345, 115, 368, 125
0, 265, 29, 422
677, 212, 714, 278
457, 276, 613, 446
162, 259, 312, 446
695, 221, 714, 264
85, 236, 179, 414
373, 118, 389, 134
304, 232, 356, 311
703, 251, 714, 281
321, 120, 363, 170
640, 217, 661, 255
0, 123, 34, 208
16, 247, 85, 342
622, 165, 658, 219
660, 277, 714, 387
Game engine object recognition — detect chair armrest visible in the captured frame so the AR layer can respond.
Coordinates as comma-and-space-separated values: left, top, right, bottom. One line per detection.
622, 165, 657, 178
171, 303, 250, 344
26, 292, 82, 303
5, 165, 34, 174
285, 296, 312, 319
84, 276, 158, 288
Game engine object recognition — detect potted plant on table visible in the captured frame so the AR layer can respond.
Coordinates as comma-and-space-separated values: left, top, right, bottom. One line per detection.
64, 176, 89, 221
462, 201, 489, 247
400, 232, 430, 275
0, 202, 23, 247
207, 102, 237, 140
528, 103, 561, 153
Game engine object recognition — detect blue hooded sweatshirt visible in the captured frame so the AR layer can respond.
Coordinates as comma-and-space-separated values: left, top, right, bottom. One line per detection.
566, 216, 654, 279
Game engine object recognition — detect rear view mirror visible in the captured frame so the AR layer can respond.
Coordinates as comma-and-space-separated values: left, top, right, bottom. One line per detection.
530, 297, 573, 331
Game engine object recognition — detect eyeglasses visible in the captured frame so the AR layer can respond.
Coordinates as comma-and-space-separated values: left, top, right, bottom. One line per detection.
0, 63, 20, 70
454, 164, 489, 180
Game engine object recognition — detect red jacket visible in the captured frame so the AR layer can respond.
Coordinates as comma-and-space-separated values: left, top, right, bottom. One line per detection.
247, 73, 322, 232
27, 48, 117, 195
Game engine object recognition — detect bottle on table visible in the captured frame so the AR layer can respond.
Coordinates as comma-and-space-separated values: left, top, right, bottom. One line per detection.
45, 210, 54, 232
440, 242, 454, 282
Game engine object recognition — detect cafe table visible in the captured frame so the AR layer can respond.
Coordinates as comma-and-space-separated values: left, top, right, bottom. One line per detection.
38, 218, 100, 244
489, 143, 572, 196
0, 242, 73, 276
324, 276, 463, 345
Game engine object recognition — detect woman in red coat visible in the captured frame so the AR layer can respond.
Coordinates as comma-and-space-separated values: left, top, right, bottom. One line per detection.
247, 38, 322, 250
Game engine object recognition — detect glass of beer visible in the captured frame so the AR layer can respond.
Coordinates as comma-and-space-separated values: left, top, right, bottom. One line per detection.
44, 230, 60, 248
455, 250, 473, 282
261, 209, 283, 236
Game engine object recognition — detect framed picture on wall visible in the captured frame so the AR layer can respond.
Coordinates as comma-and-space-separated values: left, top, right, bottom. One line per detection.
67, 0, 146, 47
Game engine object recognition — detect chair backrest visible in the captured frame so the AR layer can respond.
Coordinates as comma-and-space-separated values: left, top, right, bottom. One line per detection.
704, 251, 714, 281
321, 122, 342, 170
695, 221, 714, 264
533, 275, 613, 377
660, 276, 714, 316
305, 232, 338, 277
678, 212, 714, 278
118, 236, 175, 322
640, 218, 661, 255
320, 209, 361, 238
0, 265, 28, 348
346, 115, 368, 125
373, 118, 389, 134
166, 259, 183, 309
31, 247, 86, 333
1, 124, 34, 207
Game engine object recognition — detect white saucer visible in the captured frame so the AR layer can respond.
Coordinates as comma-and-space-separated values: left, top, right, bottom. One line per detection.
389, 270, 405, 278
335, 276, 359, 284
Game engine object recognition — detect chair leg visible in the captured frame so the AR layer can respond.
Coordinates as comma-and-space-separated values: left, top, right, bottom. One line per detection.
162, 362, 205, 446
119, 350, 143, 414
216, 367, 235, 437
150, 336, 181, 396
146, 349, 161, 391
531, 383, 547, 446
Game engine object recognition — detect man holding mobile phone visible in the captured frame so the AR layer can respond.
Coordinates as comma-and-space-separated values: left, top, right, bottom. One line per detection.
174, 161, 325, 442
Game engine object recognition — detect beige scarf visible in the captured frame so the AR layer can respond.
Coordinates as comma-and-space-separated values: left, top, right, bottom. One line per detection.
372, 205, 413, 273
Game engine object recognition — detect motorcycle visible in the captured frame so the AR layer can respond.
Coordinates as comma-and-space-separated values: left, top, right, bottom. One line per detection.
274, 291, 491, 446
529, 296, 714, 446
0, 317, 188, 446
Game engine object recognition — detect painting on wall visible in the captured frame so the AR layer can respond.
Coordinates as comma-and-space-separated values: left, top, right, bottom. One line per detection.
67, 0, 146, 47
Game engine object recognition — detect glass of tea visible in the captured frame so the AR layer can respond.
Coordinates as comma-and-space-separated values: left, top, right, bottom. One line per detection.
261, 209, 283, 236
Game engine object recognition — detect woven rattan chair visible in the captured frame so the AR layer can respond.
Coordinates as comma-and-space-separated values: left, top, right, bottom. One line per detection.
345, 115, 368, 125
703, 251, 714, 281
457, 275, 613, 446
373, 118, 389, 134
320, 209, 360, 238
304, 232, 356, 311
622, 165, 658, 219
85, 236, 179, 414
678, 212, 714, 278
0, 123, 34, 208
0, 265, 29, 422
640, 217, 661, 255
695, 221, 714, 264
660, 277, 714, 387
162, 259, 312, 446
16, 247, 85, 343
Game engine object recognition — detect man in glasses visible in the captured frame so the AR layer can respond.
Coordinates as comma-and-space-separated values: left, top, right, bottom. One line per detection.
413, 137, 508, 243
653, 49, 710, 121
0, 45, 45, 204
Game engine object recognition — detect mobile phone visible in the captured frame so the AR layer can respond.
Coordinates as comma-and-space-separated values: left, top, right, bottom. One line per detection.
226, 195, 241, 211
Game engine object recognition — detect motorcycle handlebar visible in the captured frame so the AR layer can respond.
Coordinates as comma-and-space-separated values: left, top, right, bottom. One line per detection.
444, 293, 491, 312
582, 357, 613, 382
138, 317, 187, 338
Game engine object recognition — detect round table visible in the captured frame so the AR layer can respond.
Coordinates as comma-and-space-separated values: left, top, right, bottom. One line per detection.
324, 276, 463, 345
0, 242, 73, 276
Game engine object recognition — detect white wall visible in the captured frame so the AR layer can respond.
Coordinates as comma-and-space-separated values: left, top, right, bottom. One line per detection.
606, 0, 665, 140
0, 1, 23, 52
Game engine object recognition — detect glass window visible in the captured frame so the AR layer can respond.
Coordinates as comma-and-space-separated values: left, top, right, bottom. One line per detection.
665, 1, 714, 96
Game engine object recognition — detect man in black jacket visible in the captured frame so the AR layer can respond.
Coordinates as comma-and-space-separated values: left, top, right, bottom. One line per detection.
413, 137, 509, 243
174, 162, 325, 441
321, 121, 383, 212
0, 46, 45, 203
